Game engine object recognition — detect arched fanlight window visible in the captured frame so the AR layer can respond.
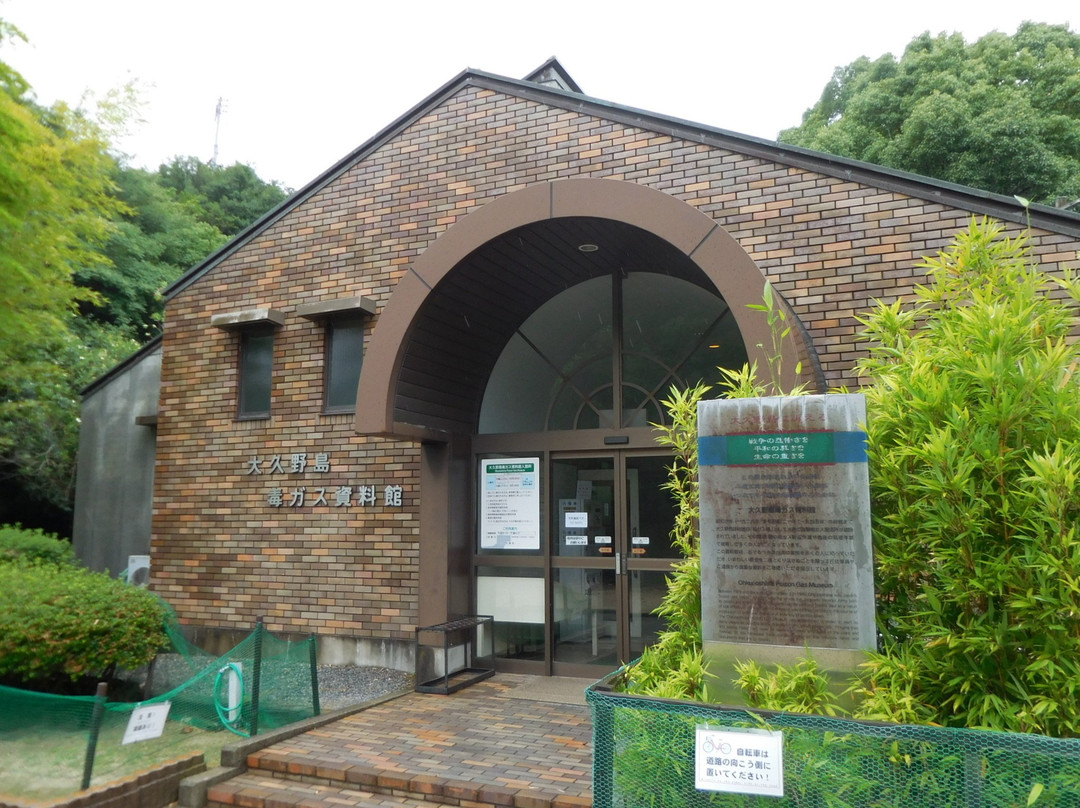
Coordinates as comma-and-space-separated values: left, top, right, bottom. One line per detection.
479, 272, 746, 434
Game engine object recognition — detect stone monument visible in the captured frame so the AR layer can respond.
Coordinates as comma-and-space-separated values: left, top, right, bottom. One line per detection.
698, 394, 875, 696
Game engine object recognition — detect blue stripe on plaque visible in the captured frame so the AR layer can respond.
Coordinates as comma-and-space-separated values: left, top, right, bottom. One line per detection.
699, 431, 867, 466
833, 431, 868, 463
698, 435, 728, 467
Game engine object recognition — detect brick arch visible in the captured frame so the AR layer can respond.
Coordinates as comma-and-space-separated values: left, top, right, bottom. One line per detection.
355, 178, 819, 439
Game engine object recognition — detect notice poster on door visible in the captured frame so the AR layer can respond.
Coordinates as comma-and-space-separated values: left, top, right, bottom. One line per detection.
480, 458, 541, 550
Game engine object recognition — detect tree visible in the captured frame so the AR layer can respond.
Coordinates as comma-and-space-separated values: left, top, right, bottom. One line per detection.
780, 22, 1080, 205
0, 21, 121, 361
156, 156, 290, 236
0, 29, 291, 529
79, 167, 228, 340
853, 219, 1080, 736
81, 159, 291, 341
0, 23, 291, 531
0, 22, 137, 526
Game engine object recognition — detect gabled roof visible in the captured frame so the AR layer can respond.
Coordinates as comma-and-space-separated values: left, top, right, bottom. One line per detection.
163, 61, 1080, 301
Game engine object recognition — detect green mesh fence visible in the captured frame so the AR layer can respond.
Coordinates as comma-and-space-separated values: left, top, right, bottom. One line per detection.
587, 677, 1080, 808
145, 616, 320, 736
0, 616, 319, 800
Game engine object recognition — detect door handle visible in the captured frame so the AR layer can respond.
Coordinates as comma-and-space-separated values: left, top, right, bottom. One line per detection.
615, 551, 622, 575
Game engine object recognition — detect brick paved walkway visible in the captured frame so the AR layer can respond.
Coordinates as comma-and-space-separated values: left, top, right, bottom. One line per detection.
247, 675, 594, 802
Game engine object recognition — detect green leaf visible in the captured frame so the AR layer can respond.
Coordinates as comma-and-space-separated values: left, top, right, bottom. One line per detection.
1027, 782, 1044, 806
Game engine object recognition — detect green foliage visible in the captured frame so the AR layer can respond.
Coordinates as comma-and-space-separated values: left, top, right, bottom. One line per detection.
621, 382, 712, 700
0, 24, 122, 361
0, 24, 284, 523
734, 655, 845, 717
854, 217, 1080, 736
0, 561, 167, 686
744, 281, 806, 395
0, 24, 138, 517
0, 318, 137, 511
780, 22, 1080, 203
155, 156, 289, 237
78, 166, 228, 340
81, 158, 288, 341
0, 524, 76, 566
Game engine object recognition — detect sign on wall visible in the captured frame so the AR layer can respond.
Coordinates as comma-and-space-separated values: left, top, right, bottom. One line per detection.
480, 458, 541, 550
242, 451, 403, 510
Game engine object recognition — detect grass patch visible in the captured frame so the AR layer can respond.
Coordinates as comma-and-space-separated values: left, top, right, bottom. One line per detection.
0, 719, 233, 801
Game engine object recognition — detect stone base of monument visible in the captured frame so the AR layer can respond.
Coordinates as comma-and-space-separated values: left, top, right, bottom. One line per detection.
703, 640, 865, 709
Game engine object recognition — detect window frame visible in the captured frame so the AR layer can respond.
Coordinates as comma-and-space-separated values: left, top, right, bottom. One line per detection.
209, 307, 285, 423
237, 325, 276, 420
323, 314, 366, 414
295, 296, 376, 417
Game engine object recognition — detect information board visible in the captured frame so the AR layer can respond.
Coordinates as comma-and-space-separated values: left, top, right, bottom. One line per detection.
122, 702, 172, 745
698, 394, 875, 651
480, 458, 541, 550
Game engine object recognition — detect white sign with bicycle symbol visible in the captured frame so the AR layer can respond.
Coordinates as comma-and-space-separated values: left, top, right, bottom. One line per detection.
695, 725, 785, 797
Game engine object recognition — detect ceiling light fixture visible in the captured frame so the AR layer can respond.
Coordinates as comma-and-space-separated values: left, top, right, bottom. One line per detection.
578, 243, 599, 253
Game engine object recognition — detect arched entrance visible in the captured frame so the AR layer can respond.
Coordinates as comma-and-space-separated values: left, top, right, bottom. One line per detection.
355, 179, 820, 675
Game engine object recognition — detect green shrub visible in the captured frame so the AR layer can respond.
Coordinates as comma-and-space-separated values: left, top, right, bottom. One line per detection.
734, 655, 845, 717
626, 220, 1080, 738
0, 562, 167, 687
854, 218, 1080, 736
0, 523, 75, 566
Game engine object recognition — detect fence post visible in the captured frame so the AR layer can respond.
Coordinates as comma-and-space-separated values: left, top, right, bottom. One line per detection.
591, 693, 615, 808
81, 682, 109, 790
250, 616, 263, 737
309, 633, 321, 716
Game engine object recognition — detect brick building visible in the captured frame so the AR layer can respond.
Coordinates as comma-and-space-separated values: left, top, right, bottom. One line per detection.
76, 59, 1080, 676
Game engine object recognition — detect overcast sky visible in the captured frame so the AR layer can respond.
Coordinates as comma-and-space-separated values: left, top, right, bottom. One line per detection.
3, 1, 1077, 190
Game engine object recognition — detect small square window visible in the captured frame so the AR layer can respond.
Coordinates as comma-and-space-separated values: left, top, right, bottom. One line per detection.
238, 328, 274, 418
325, 318, 364, 412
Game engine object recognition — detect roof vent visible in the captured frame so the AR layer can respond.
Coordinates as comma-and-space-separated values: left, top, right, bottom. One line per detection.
523, 57, 583, 94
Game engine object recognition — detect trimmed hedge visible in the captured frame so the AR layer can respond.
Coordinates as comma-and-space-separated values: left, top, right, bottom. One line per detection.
0, 561, 167, 684
0, 523, 76, 566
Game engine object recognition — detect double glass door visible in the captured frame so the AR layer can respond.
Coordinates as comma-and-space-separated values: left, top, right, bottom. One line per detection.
550, 452, 678, 676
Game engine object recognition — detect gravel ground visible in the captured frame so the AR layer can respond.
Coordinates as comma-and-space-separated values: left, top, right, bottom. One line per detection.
316, 665, 413, 709
139, 655, 413, 710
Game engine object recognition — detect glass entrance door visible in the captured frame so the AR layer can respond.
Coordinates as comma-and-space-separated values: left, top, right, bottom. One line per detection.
550, 453, 678, 676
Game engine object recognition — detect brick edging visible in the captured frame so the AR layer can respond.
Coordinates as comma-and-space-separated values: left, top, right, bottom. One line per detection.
244, 765, 593, 808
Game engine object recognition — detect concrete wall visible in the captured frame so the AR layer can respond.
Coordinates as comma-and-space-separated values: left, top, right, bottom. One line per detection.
73, 344, 161, 575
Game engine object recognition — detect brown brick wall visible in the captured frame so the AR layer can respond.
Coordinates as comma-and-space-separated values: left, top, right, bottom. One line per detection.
153, 84, 1080, 640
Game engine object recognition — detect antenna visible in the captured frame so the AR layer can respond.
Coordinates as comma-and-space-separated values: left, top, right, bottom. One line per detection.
212, 97, 227, 165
